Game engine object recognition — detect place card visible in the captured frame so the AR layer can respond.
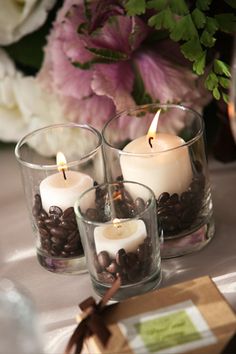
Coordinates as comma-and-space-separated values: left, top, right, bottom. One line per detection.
83, 276, 236, 354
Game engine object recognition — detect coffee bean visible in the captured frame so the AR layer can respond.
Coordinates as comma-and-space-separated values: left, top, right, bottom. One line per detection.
169, 193, 179, 204
51, 237, 63, 247
134, 198, 145, 213
64, 242, 79, 252
97, 251, 111, 268
127, 268, 141, 282
106, 260, 119, 274
39, 210, 48, 220
157, 192, 170, 205
194, 160, 203, 174
60, 220, 75, 230
85, 208, 99, 221
67, 230, 79, 242
136, 243, 149, 261
94, 255, 103, 273
62, 207, 74, 219
49, 206, 63, 217
98, 271, 115, 284
38, 227, 49, 238
126, 253, 139, 269
32, 194, 42, 216
44, 218, 58, 227
116, 272, 128, 285
50, 227, 66, 238
37, 220, 45, 227
180, 191, 194, 205
116, 249, 127, 267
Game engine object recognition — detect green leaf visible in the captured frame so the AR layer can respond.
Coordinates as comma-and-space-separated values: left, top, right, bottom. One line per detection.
196, 0, 212, 11
170, 0, 189, 15
146, 0, 166, 10
225, 0, 236, 9
72, 60, 93, 70
132, 64, 153, 105
77, 22, 88, 34
200, 29, 216, 47
213, 87, 220, 100
215, 13, 236, 33
205, 71, 218, 91
224, 0, 236, 9
83, 0, 91, 21
192, 8, 206, 29
148, 7, 174, 30
222, 92, 229, 104
125, 0, 146, 15
170, 14, 197, 41
219, 77, 230, 89
205, 17, 218, 34
193, 51, 206, 75
85, 47, 128, 61
180, 37, 202, 61
214, 59, 231, 77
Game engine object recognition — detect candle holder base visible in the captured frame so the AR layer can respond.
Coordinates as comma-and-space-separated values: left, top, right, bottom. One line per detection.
92, 267, 162, 301
160, 212, 215, 258
37, 249, 87, 274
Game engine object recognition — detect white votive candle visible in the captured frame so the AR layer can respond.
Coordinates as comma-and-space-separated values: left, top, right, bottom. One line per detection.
120, 132, 192, 199
94, 219, 147, 257
40, 170, 93, 212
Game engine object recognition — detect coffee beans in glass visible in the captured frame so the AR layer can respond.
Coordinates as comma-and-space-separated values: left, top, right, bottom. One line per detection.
102, 104, 215, 258
74, 181, 162, 301
15, 123, 105, 274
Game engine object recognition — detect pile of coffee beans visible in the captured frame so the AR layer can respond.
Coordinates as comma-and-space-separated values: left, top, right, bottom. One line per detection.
94, 237, 153, 285
156, 161, 205, 236
32, 194, 83, 258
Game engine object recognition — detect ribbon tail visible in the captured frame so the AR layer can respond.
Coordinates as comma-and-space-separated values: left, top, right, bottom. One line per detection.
88, 313, 111, 346
99, 276, 121, 308
64, 319, 87, 354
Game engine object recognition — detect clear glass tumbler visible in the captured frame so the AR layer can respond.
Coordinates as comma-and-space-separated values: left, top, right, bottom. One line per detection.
74, 181, 161, 301
15, 123, 105, 274
102, 104, 215, 258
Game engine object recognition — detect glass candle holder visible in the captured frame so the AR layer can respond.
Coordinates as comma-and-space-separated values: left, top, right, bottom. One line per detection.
102, 104, 215, 258
15, 123, 105, 274
74, 181, 161, 301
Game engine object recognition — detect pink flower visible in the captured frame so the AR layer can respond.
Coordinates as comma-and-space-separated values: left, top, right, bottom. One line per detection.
38, 0, 210, 132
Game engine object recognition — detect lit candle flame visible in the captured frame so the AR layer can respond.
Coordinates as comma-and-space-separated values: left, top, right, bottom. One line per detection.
147, 109, 161, 148
113, 218, 122, 229
56, 152, 67, 180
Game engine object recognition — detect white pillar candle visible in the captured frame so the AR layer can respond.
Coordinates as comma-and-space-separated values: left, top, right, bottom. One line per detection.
94, 219, 147, 257
40, 170, 93, 212
120, 131, 192, 199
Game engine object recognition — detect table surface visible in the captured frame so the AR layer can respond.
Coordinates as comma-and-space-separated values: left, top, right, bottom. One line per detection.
1, 146, 236, 353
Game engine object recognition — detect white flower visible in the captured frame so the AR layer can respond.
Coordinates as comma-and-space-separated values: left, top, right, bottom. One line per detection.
0, 0, 56, 45
0, 49, 67, 143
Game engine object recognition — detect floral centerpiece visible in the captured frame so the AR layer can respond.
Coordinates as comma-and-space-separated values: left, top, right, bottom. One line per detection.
0, 0, 235, 143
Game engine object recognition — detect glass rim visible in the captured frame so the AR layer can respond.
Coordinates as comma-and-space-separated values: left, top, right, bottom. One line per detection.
15, 123, 102, 170
74, 180, 156, 225
102, 103, 204, 156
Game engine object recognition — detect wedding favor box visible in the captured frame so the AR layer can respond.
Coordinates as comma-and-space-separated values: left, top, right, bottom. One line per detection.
83, 276, 236, 354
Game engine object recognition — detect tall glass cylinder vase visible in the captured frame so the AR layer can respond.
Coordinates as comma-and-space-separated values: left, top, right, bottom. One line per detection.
102, 104, 215, 258
15, 123, 105, 274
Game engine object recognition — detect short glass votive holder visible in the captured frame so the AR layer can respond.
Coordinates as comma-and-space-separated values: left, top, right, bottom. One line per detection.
15, 123, 105, 274
102, 103, 215, 258
74, 181, 162, 301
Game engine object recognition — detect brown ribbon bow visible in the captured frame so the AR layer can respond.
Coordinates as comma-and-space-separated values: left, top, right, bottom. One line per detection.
64, 277, 121, 354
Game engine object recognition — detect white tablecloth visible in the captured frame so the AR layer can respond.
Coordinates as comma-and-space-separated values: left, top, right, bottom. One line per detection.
1, 146, 236, 353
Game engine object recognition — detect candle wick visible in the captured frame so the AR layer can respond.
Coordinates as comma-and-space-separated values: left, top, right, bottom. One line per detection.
62, 168, 67, 180
148, 137, 153, 148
